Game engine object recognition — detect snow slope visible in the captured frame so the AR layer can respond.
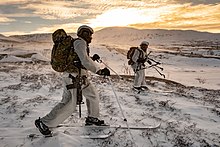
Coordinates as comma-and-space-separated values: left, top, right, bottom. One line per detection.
0, 27, 220, 146
0, 63, 219, 147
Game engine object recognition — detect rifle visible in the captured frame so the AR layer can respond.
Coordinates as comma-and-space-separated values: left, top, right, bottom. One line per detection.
76, 68, 83, 118
136, 53, 165, 78
66, 68, 83, 118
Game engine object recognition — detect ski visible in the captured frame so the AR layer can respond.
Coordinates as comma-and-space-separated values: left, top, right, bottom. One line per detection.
80, 134, 112, 139
27, 132, 114, 140
28, 133, 44, 139
25, 123, 160, 140
115, 123, 161, 130
58, 123, 161, 130
80, 127, 118, 139
27, 132, 57, 139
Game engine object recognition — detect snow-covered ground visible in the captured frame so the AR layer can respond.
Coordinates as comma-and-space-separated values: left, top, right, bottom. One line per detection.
0, 28, 220, 147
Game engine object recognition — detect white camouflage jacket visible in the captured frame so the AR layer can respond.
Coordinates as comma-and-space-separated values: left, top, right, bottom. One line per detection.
64, 37, 100, 77
131, 48, 147, 71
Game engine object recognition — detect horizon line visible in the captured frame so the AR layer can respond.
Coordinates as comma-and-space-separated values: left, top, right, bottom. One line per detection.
1, 26, 220, 37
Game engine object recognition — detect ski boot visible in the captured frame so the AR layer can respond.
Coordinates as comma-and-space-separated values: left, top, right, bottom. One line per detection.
141, 86, 149, 91
35, 117, 52, 136
133, 86, 143, 91
85, 116, 107, 126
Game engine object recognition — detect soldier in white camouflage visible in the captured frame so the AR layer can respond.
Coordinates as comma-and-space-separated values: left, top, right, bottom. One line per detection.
35, 25, 110, 136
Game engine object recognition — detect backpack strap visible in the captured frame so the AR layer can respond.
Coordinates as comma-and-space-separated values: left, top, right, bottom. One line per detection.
137, 48, 144, 59
69, 38, 87, 70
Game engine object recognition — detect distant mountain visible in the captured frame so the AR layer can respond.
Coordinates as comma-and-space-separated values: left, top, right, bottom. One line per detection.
93, 27, 220, 46
1, 27, 219, 46
0, 34, 23, 43
10, 33, 52, 43
8, 32, 77, 43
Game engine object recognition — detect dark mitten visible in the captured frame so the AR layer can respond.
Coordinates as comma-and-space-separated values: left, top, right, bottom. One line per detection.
96, 68, 110, 76
137, 58, 146, 63
147, 60, 152, 65
92, 54, 100, 61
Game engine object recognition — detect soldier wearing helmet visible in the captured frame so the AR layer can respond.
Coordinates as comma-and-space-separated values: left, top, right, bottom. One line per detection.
73, 25, 110, 125
131, 41, 151, 91
35, 25, 110, 136
77, 25, 94, 44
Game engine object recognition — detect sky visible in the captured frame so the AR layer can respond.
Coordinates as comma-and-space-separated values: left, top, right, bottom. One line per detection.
0, 0, 220, 36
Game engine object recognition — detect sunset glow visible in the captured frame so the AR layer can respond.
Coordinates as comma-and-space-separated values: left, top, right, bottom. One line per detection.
89, 7, 161, 27
0, 0, 219, 36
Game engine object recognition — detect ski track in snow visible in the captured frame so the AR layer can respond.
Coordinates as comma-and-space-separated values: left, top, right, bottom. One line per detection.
0, 63, 219, 147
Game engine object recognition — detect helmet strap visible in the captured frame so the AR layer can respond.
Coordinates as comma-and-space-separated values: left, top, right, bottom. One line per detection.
80, 31, 92, 44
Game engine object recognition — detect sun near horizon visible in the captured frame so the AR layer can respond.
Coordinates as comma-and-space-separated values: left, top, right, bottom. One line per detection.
89, 4, 220, 34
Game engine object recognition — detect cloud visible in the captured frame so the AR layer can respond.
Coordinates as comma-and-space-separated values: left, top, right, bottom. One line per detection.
173, 0, 220, 5
29, 23, 83, 34
17, 0, 163, 20
24, 21, 32, 24
2, 22, 80, 36
19, 1, 75, 20
0, 16, 16, 23
0, 0, 27, 5
19, 1, 101, 20
129, 3, 220, 33
3, 13, 36, 18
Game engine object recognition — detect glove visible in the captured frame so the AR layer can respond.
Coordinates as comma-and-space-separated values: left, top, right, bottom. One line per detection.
137, 58, 146, 63
92, 54, 100, 61
96, 68, 110, 76
147, 60, 152, 65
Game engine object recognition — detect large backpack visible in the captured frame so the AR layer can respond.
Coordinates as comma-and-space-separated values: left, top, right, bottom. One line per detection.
127, 47, 139, 65
51, 29, 80, 73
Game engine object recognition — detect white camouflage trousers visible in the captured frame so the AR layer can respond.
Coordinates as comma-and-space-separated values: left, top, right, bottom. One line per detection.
41, 73, 100, 127
132, 64, 147, 87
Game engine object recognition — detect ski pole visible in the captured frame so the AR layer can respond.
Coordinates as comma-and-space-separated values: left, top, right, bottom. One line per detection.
98, 59, 123, 80
147, 63, 163, 71
140, 63, 163, 71
146, 51, 152, 56
140, 66, 165, 78
137, 63, 165, 78
108, 77, 127, 121
152, 66, 165, 78
155, 65, 163, 71
148, 57, 161, 65
107, 77, 136, 146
